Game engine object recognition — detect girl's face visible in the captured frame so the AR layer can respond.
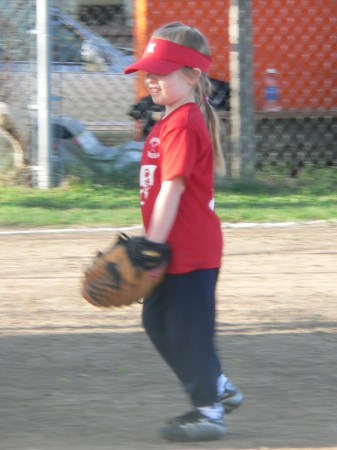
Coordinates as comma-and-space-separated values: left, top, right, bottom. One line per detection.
145, 69, 200, 115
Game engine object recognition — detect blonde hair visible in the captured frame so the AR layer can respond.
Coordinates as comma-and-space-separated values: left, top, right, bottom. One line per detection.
152, 22, 226, 176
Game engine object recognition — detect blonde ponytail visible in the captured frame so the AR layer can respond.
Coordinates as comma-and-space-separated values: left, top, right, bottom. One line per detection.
197, 76, 226, 176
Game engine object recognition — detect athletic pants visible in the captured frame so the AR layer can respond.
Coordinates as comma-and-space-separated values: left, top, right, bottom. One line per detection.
142, 269, 222, 407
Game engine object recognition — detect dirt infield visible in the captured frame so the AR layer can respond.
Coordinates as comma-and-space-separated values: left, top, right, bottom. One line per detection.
1, 222, 336, 450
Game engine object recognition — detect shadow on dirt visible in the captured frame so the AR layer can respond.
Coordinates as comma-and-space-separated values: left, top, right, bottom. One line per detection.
1, 326, 336, 450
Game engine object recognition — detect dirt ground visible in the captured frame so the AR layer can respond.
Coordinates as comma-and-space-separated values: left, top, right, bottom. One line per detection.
1, 222, 336, 450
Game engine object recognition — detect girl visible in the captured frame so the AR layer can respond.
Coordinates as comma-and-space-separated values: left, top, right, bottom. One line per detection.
124, 22, 243, 442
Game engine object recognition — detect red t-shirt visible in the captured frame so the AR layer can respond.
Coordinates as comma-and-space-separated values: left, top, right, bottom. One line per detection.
140, 102, 223, 274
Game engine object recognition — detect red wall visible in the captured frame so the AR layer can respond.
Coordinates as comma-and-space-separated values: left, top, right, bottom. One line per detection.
134, 0, 337, 110
253, 0, 337, 110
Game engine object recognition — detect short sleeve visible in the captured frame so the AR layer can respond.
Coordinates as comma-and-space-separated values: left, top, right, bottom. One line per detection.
160, 126, 199, 181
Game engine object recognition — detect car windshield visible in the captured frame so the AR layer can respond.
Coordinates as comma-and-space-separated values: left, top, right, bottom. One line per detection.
51, 19, 83, 63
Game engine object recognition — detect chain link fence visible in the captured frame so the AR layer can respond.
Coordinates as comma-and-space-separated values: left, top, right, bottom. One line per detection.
0, 0, 336, 184
142, 0, 337, 175
252, 0, 337, 174
0, 0, 136, 184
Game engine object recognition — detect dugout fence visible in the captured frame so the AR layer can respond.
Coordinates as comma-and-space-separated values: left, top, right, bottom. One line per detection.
0, 0, 336, 185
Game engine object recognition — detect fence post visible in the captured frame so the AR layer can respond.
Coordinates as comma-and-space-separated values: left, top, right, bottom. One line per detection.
36, 0, 51, 189
229, 0, 255, 179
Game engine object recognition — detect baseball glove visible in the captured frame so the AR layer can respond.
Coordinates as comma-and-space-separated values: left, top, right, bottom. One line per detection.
81, 233, 171, 308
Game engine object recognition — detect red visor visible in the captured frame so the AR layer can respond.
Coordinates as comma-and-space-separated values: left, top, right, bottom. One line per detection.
124, 38, 212, 75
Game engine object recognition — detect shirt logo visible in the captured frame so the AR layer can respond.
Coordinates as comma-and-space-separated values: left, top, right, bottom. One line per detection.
146, 43, 157, 54
140, 165, 157, 206
148, 137, 160, 159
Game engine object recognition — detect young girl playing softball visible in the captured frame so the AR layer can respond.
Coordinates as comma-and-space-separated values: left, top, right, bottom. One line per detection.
124, 22, 243, 442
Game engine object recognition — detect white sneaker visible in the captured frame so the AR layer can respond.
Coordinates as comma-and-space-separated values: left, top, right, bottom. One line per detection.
218, 383, 244, 413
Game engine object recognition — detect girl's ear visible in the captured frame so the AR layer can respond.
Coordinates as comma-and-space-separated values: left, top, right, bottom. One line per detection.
190, 68, 202, 86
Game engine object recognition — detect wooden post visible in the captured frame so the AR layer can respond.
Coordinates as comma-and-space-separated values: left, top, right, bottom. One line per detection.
134, 0, 148, 100
229, 0, 255, 179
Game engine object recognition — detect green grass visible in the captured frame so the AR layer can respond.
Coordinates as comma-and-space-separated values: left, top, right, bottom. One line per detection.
0, 168, 336, 228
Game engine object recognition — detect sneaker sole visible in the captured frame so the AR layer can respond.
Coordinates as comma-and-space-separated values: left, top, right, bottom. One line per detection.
160, 423, 226, 442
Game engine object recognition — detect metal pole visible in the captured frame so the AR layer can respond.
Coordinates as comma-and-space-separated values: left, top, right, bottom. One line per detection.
229, 0, 240, 178
229, 0, 255, 179
36, 0, 51, 188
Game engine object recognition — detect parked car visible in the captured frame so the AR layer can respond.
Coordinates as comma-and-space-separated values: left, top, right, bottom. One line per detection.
49, 7, 133, 72
50, 115, 143, 183
0, 6, 136, 151
0, 6, 133, 70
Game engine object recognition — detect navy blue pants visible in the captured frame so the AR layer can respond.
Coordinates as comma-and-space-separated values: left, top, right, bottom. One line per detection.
142, 269, 222, 407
